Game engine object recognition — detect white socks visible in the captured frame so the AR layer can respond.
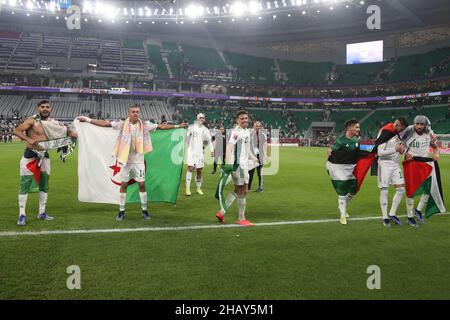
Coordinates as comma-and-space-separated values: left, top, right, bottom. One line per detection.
380, 188, 389, 219
417, 194, 430, 212
119, 193, 126, 211
338, 195, 347, 217
221, 192, 237, 215
18, 194, 28, 216
237, 195, 246, 221
406, 197, 415, 218
139, 192, 147, 210
38, 191, 48, 214
196, 179, 203, 189
186, 171, 192, 187
389, 187, 405, 217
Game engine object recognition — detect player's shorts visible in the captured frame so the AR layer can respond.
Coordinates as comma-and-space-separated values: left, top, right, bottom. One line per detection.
120, 162, 145, 183
232, 166, 249, 186
186, 153, 205, 169
377, 162, 404, 188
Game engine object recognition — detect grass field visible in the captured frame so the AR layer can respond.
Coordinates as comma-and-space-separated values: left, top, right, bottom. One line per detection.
0, 142, 450, 299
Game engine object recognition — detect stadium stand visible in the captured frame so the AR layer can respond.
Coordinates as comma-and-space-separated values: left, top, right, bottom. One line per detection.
147, 43, 169, 78
181, 44, 226, 71
223, 51, 276, 84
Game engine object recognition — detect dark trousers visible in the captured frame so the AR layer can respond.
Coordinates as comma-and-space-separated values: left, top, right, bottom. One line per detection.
248, 155, 263, 190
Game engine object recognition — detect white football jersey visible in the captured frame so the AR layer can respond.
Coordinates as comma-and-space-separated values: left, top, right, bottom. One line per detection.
377, 135, 401, 164
186, 123, 212, 160
229, 126, 251, 169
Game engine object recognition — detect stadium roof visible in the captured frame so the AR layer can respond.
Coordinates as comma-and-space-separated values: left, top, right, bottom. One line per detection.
0, 0, 449, 45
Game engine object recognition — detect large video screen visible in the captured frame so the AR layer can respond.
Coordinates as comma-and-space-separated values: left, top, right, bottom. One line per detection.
346, 40, 383, 64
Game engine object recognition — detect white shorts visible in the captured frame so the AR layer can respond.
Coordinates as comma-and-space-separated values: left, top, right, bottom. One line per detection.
120, 162, 145, 183
377, 162, 404, 188
186, 154, 205, 169
232, 166, 249, 186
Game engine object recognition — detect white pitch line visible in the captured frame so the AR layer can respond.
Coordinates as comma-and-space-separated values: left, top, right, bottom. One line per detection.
0, 213, 448, 237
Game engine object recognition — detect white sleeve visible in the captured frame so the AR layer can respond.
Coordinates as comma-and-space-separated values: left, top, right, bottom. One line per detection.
228, 131, 239, 145
377, 142, 396, 157
204, 128, 213, 150
110, 120, 123, 131
145, 121, 158, 132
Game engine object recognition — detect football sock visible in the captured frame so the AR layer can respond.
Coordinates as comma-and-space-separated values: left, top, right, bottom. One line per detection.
380, 187, 389, 219
221, 192, 237, 215
38, 191, 48, 214
237, 195, 246, 221
338, 195, 347, 217
417, 194, 430, 212
186, 171, 192, 187
139, 192, 147, 210
18, 194, 28, 216
406, 197, 415, 218
389, 187, 405, 216
119, 192, 126, 212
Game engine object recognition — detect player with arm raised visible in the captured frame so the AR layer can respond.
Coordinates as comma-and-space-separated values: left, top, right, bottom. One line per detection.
77, 104, 187, 221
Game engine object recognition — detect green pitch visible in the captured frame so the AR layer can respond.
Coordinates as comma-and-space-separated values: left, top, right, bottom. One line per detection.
0, 143, 449, 299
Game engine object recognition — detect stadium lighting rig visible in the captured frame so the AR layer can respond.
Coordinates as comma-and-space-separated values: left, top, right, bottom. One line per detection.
0, 0, 368, 23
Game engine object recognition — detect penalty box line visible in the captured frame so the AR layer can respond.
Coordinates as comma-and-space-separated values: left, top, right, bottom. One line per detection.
0, 213, 448, 237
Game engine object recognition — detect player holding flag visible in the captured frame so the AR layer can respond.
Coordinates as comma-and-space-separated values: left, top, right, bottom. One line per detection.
401, 115, 445, 227
374, 118, 408, 227
77, 104, 186, 221
215, 110, 259, 226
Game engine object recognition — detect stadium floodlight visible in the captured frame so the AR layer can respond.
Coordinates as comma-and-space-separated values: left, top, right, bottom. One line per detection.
9, 0, 16, 7
274, 1, 279, 8
138, 7, 143, 16
26, 1, 33, 10
185, 4, 204, 18
248, 0, 259, 14
83, 1, 92, 13
231, 1, 245, 16
266, 1, 271, 9
103, 5, 117, 18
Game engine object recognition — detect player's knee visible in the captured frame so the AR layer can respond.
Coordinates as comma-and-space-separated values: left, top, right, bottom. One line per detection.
380, 187, 388, 194
396, 187, 405, 195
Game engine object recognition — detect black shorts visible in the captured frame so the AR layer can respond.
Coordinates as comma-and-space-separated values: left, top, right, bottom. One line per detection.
23, 148, 49, 159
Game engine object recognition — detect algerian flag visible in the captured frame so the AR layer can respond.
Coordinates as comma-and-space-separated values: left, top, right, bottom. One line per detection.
75, 121, 186, 205
403, 157, 446, 218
